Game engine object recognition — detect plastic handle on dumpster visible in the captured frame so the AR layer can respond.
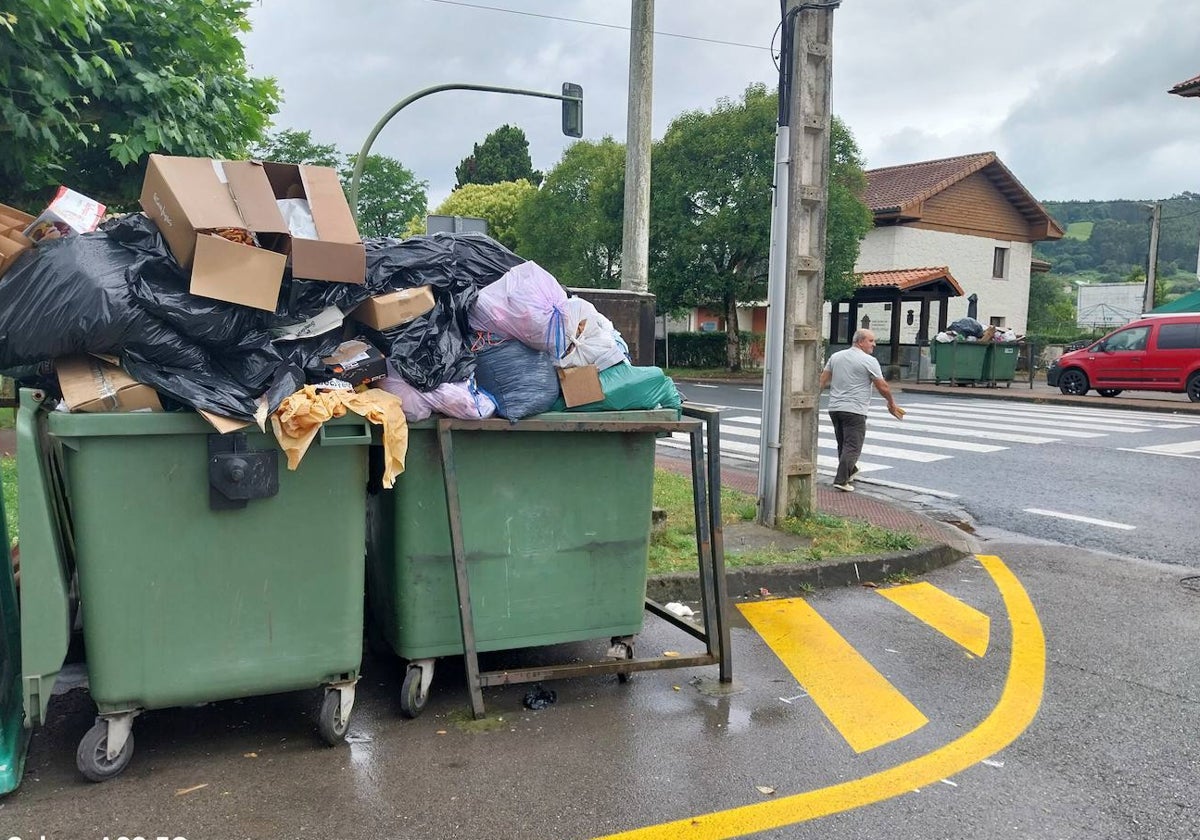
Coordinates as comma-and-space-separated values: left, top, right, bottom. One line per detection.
317, 422, 373, 446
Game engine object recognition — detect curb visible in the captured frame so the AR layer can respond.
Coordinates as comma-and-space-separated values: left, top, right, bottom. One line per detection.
647, 542, 970, 603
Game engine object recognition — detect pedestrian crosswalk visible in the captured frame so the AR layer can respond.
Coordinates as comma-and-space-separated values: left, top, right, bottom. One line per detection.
657, 398, 1200, 478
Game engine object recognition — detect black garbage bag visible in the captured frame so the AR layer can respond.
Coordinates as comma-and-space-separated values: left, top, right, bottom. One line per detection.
276, 277, 374, 324
104, 214, 266, 347
0, 220, 302, 421
0, 231, 208, 370
472, 336, 560, 421
360, 233, 526, 390
948, 316, 985, 338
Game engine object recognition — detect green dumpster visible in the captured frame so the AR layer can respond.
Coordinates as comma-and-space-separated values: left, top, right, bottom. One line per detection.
931, 340, 988, 383
366, 410, 672, 717
16, 389, 371, 783
0, 454, 25, 796
984, 343, 1020, 383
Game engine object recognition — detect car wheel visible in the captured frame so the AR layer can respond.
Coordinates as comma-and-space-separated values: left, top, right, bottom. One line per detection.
1058, 369, 1089, 396
1187, 372, 1200, 403
1097, 389, 1122, 398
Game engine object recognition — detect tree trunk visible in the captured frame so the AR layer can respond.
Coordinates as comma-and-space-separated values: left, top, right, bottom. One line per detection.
724, 293, 741, 372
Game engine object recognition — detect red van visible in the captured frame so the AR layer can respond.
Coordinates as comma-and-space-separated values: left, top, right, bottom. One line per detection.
1047, 313, 1200, 402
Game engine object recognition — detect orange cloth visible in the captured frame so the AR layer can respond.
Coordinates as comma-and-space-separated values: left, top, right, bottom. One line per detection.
271, 386, 408, 488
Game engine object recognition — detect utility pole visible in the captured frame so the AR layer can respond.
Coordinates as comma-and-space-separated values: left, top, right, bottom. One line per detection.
1144, 202, 1161, 313
620, 0, 654, 294
761, 1, 838, 524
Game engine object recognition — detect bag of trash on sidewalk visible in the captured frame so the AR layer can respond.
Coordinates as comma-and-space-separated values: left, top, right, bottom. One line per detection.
468, 261, 568, 354
471, 333, 560, 421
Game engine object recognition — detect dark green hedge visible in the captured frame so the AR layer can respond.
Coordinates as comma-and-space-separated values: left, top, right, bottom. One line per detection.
655, 331, 766, 369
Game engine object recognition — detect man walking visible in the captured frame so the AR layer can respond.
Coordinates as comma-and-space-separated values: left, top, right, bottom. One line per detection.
818, 329, 904, 492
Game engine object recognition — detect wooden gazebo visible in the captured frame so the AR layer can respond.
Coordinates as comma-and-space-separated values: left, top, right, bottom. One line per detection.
829, 266, 964, 371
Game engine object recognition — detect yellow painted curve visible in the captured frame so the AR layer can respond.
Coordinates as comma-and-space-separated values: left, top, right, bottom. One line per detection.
594, 554, 1045, 840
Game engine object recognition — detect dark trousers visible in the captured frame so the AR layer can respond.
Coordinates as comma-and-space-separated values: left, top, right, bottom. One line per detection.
829, 411, 867, 485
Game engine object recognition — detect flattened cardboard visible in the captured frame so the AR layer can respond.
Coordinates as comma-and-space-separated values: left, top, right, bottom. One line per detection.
56, 357, 162, 413
198, 409, 253, 434
0, 203, 37, 279
557, 365, 605, 408
351, 286, 435, 330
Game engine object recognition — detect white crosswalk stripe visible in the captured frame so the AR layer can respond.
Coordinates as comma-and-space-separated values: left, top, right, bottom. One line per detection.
658, 397, 1200, 477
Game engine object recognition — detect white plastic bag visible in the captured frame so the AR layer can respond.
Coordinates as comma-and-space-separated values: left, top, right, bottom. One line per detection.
277, 198, 318, 239
555, 296, 630, 370
468, 261, 568, 354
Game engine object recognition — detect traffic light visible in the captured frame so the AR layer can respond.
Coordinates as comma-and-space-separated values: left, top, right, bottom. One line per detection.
562, 82, 583, 138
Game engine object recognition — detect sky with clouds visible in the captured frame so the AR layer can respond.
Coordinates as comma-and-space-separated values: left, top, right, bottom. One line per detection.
242, 0, 1200, 207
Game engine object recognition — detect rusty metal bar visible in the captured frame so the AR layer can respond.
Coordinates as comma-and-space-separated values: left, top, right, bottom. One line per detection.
478, 654, 719, 687
691, 405, 733, 682
436, 420, 486, 720
645, 599, 709, 642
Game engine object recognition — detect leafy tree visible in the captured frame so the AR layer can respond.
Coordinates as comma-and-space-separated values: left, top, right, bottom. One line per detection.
650, 84, 872, 370
343, 154, 428, 238
250, 129, 427, 239
1, 0, 279, 208
515, 137, 625, 287
1027, 273, 1076, 333
430, 180, 537, 251
455, 124, 542, 189
250, 129, 341, 168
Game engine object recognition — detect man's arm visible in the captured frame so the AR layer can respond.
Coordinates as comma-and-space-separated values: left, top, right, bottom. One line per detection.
872, 376, 905, 419
818, 368, 832, 391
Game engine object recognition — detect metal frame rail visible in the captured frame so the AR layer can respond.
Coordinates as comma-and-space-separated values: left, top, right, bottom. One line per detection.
435, 406, 731, 719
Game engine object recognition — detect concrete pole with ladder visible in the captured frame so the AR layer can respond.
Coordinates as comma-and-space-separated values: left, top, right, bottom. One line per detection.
621, 0, 654, 294
1144, 201, 1161, 313
772, 0, 838, 522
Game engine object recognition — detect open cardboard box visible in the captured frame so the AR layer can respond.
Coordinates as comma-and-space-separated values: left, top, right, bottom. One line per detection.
0, 202, 37, 279
139, 155, 365, 311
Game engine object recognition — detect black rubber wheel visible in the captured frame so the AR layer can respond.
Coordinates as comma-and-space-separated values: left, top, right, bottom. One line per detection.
615, 643, 634, 684
1058, 369, 1089, 396
1188, 373, 1200, 403
400, 665, 429, 719
76, 721, 134, 782
1097, 389, 1122, 397
317, 689, 350, 745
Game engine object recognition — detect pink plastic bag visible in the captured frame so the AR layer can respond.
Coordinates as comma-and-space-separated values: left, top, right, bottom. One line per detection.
468, 261, 568, 354
375, 368, 496, 421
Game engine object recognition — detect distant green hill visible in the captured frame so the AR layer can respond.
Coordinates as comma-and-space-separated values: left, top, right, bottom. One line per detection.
1035, 196, 1200, 299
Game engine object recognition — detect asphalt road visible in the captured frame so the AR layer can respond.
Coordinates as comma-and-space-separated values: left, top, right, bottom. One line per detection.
665, 382, 1200, 567
4, 541, 1197, 840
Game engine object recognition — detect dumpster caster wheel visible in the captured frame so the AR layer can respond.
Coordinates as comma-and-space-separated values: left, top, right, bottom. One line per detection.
400, 664, 430, 719
76, 720, 134, 782
318, 686, 354, 746
607, 640, 634, 684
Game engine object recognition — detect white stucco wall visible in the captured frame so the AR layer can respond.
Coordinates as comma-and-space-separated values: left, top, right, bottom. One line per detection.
823, 226, 1034, 342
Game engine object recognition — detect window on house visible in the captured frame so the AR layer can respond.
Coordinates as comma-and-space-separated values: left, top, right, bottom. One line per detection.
992, 247, 1009, 279
990, 316, 1006, 327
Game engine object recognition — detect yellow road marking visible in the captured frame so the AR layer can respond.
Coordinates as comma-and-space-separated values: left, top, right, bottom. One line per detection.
877, 581, 991, 657
594, 555, 1045, 840
736, 596, 928, 753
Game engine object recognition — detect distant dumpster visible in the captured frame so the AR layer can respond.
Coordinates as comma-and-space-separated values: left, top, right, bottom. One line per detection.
931, 340, 988, 384
16, 389, 371, 783
984, 343, 1020, 385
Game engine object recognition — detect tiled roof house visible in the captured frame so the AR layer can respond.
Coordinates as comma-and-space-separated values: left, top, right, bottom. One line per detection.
1169, 73, 1200, 98
843, 152, 1063, 352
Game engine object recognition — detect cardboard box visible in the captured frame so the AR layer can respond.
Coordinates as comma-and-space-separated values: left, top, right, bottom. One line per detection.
22, 186, 105, 243
139, 155, 366, 311
351, 286, 435, 330
0, 202, 36, 279
557, 365, 605, 408
318, 340, 388, 387
56, 356, 163, 413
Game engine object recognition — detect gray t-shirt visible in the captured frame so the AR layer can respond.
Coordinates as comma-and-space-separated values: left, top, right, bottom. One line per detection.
824, 347, 883, 415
